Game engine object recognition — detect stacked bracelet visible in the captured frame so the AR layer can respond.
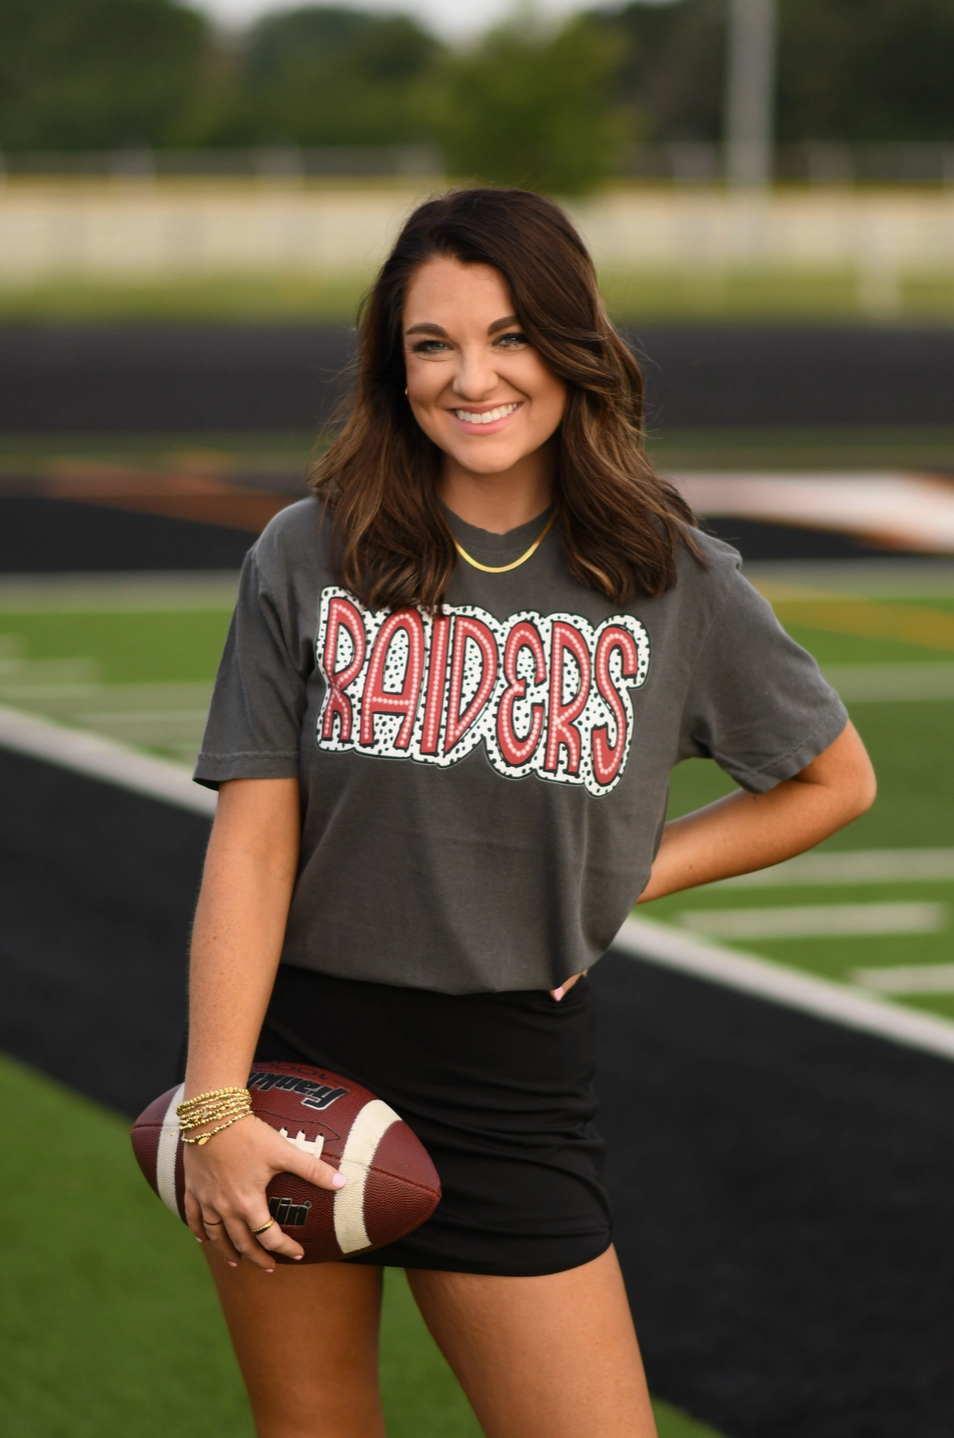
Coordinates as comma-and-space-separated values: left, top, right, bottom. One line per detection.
177, 1087, 253, 1146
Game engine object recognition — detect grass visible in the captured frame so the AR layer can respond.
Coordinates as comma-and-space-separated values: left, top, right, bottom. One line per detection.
0, 609, 233, 684
661, 600, 954, 1020
601, 267, 954, 325
0, 273, 370, 326
2, 267, 954, 326
646, 426, 954, 473
0, 1053, 723, 1438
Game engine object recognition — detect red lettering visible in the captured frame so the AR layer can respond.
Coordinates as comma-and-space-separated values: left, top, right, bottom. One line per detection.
591, 627, 640, 786
359, 608, 425, 750
320, 597, 366, 742
496, 620, 546, 767
544, 621, 591, 775
420, 614, 450, 755
445, 616, 498, 753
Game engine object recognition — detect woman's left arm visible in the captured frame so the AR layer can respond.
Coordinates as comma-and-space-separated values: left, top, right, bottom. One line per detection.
639, 720, 876, 904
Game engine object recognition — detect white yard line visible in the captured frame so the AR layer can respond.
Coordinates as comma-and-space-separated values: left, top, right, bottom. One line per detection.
743, 558, 954, 596
76, 709, 211, 725
0, 571, 241, 611
821, 662, 954, 702
613, 915, 954, 1062
674, 902, 948, 940
716, 848, 954, 887
852, 964, 954, 995
0, 702, 215, 816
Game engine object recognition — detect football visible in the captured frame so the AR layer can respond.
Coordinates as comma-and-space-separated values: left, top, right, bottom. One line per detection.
130, 1061, 441, 1263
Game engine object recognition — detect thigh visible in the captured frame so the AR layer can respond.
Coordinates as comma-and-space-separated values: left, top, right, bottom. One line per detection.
407, 1246, 657, 1438
206, 1247, 386, 1438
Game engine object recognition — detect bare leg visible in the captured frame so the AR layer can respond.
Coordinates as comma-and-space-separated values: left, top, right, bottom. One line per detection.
407, 1246, 657, 1438
206, 1248, 386, 1438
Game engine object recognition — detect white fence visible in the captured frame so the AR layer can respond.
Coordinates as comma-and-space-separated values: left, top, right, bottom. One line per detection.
2, 181, 952, 310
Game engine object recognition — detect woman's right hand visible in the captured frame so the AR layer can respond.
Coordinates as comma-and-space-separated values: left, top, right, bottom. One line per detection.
183, 1114, 346, 1271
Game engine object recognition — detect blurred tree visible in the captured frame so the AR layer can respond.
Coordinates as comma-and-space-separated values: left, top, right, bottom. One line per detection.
594, 0, 954, 144
203, 6, 443, 146
595, 0, 725, 143
776, 0, 954, 142
436, 15, 626, 192
0, 0, 208, 151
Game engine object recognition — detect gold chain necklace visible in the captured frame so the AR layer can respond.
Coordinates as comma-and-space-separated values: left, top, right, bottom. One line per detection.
452, 511, 556, 575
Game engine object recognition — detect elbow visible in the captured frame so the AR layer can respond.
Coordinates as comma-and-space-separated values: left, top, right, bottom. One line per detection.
826, 720, 877, 824
851, 771, 877, 820
843, 755, 877, 822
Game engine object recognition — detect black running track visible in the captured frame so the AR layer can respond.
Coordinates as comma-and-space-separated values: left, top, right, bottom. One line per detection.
2, 745, 953, 1437
0, 497, 260, 572
0, 494, 911, 571
2, 323, 954, 431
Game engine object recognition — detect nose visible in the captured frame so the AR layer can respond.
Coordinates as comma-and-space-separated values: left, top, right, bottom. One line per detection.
451, 344, 499, 402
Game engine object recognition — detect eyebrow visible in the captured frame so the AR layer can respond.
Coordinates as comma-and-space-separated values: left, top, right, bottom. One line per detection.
404, 314, 520, 338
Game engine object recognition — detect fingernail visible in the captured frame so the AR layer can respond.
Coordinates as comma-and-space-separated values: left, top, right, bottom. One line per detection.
332, 1172, 346, 1188
293, 1254, 303, 1260
195, 1236, 204, 1243
227, 1261, 238, 1268
553, 986, 565, 1001
265, 1268, 274, 1274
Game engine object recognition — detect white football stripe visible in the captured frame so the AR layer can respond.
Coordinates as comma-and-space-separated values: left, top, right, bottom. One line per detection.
156, 1084, 185, 1216
0, 703, 216, 815
333, 1099, 400, 1254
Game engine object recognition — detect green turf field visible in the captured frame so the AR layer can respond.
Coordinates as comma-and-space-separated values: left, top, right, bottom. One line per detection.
0, 1053, 723, 1438
1, 266, 953, 324
659, 583, 954, 1019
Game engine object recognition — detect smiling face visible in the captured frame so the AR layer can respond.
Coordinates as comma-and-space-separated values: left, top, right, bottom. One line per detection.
402, 256, 567, 493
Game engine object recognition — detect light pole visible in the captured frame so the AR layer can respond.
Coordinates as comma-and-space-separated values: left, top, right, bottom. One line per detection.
724, 0, 777, 187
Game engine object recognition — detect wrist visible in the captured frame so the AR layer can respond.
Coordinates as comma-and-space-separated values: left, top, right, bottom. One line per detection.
183, 1072, 251, 1102
178, 1085, 253, 1146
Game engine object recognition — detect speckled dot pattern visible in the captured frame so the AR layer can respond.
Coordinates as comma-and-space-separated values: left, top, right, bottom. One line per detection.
315, 587, 650, 798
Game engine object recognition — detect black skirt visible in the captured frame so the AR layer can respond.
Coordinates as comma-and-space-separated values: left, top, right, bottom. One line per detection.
256, 965, 613, 1277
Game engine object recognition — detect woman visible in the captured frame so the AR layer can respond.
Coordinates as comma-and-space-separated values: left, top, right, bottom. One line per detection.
184, 188, 875, 1438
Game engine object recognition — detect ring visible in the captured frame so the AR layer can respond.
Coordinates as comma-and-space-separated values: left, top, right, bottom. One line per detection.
251, 1218, 275, 1235
203, 1219, 224, 1227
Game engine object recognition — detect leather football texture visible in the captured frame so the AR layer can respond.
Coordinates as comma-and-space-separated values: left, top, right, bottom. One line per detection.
130, 1061, 441, 1263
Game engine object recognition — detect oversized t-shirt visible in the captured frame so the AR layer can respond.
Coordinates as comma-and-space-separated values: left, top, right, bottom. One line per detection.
194, 498, 847, 994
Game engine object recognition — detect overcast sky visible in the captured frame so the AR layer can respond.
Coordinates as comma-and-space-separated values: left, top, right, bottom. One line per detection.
190, 0, 597, 44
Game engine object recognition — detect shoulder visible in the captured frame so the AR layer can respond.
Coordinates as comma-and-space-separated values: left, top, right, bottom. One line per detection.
671, 526, 744, 610
249, 496, 333, 585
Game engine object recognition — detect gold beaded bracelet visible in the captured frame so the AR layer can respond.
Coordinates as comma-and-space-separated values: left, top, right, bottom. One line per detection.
179, 1095, 249, 1124
177, 1086, 253, 1146
179, 1109, 255, 1146
177, 1086, 249, 1114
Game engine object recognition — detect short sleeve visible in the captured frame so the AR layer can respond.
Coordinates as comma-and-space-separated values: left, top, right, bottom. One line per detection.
193, 550, 309, 790
678, 565, 848, 792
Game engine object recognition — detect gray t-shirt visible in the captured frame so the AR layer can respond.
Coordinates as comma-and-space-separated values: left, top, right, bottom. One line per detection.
195, 498, 847, 994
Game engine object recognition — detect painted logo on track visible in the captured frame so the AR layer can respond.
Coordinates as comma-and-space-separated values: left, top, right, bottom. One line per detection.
315, 587, 650, 798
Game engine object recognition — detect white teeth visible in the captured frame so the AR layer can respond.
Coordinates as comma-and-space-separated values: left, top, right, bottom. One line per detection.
454, 403, 519, 425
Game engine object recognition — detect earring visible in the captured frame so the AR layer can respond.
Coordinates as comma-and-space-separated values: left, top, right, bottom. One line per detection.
404, 387, 409, 397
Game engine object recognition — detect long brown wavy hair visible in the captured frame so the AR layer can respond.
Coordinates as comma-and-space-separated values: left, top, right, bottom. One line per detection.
309, 187, 702, 611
